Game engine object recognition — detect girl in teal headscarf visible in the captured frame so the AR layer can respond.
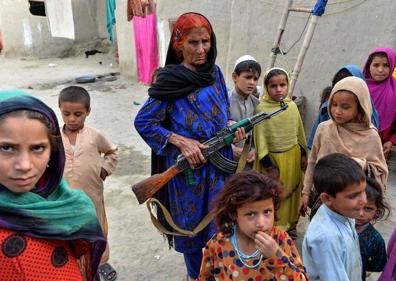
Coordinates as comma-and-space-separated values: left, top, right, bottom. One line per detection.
0, 90, 105, 280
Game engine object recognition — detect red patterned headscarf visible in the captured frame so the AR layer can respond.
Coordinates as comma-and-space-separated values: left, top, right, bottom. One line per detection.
170, 13, 212, 61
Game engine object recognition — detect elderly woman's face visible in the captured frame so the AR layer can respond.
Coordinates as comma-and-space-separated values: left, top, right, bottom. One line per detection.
180, 27, 211, 71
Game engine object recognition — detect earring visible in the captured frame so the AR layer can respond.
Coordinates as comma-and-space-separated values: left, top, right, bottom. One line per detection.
46, 163, 50, 168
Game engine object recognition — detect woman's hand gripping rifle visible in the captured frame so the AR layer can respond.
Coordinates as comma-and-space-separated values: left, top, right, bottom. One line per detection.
131, 100, 288, 204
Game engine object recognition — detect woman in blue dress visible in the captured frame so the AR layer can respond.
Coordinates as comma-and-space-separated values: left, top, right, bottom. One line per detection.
134, 13, 245, 281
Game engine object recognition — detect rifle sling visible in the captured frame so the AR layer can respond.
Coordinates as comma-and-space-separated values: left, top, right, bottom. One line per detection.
147, 197, 215, 237
236, 136, 251, 173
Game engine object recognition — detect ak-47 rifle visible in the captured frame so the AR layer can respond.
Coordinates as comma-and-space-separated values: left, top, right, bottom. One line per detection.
132, 100, 288, 204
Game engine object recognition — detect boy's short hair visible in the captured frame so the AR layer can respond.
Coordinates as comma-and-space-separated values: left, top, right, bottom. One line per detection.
59, 86, 90, 109
313, 153, 366, 197
233, 55, 261, 76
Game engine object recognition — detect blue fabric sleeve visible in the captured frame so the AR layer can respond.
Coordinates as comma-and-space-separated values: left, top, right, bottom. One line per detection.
308, 102, 329, 149
306, 236, 350, 281
134, 98, 172, 155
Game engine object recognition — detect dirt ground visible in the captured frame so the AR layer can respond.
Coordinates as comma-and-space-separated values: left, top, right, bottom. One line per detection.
1, 54, 395, 281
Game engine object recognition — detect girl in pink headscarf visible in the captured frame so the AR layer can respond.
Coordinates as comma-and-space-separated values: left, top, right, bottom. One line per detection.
363, 47, 396, 158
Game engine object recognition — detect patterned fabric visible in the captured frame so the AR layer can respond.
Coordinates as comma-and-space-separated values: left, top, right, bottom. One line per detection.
0, 228, 83, 280
358, 223, 387, 281
198, 226, 308, 280
134, 65, 233, 253
0, 90, 106, 281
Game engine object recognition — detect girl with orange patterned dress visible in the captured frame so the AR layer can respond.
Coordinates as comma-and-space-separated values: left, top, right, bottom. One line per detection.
198, 171, 308, 281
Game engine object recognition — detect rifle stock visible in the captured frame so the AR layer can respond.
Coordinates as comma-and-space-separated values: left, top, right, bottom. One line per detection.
132, 164, 181, 204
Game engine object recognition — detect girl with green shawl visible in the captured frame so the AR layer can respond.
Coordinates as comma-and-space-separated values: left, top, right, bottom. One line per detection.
253, 68, 307, 237
0, 90, 105, 280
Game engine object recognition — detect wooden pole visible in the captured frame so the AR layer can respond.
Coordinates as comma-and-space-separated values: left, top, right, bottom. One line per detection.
289, 15, 319, 96
267, 0, 294, 70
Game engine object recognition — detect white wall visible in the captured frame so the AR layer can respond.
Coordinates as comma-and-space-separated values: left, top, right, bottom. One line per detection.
115, 0, 137, 79
0, 0, 108, 57
115, 0, 396, 132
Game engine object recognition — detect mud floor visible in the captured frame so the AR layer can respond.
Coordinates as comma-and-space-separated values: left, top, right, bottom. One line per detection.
1, 55, 395, 281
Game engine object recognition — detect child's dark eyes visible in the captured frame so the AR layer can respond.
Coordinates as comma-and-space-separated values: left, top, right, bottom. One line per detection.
62, 112, 83, 117
364, 207, 374, 212
246, 212, 256, 217
269, 83, 287, 88
245, 210, 273, 217
0, 145, 13, 153
0, 144, 48, 154
32, 145, 47, 153
373, 63, 390, 68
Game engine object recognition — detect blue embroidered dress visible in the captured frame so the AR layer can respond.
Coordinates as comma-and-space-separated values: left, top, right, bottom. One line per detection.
135, 65, 233, 253
358, 223, 387, 281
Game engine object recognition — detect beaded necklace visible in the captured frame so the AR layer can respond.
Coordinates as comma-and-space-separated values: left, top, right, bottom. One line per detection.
230, 226, 263, 269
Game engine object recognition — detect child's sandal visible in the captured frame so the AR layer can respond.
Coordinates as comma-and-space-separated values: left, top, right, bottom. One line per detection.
99, 262, 117, 281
